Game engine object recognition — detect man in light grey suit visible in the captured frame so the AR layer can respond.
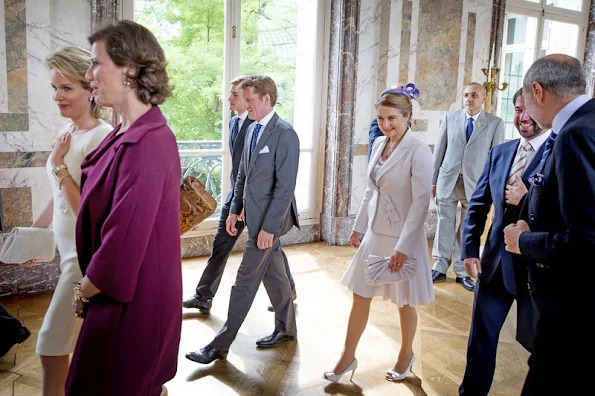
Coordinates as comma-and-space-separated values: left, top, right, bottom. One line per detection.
186, 75, 300, 364
431, 83, 505, 291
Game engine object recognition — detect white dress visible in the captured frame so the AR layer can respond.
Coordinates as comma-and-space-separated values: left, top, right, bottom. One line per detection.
341, 154, 435, 307
36, 121, 111, 356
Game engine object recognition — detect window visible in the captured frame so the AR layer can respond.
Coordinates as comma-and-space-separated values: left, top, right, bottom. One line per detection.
129, 0, 327, 234
497, 0, 588, 139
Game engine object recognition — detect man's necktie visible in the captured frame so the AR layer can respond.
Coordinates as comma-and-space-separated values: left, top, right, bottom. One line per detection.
539, 131, 558, 165
250, 124, 262, 158
507, 141, 532, 186
230, 118, 240, 149
465, 117, 475, 142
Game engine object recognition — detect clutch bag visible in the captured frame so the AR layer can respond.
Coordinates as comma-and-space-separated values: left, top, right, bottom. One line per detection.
364, 254, 417, 285
180, 176, 218, 235
0, 227, 56, 264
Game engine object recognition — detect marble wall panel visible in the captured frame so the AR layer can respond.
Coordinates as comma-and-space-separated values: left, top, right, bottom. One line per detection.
585, 0, 595, 97
464, 12, 477, 87
0, 151, 49, 168
400, 0, 412, 83
0, 187, 32, 232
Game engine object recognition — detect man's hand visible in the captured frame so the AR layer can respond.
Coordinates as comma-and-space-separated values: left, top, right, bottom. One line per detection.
257, 230, 274, 250
504, 220, 531, 254
349, 231, 361, 249
464, 258, 482, 279
505, 174, 528, 206
431, 185, 437, 199
226, 214, 239, 236
237, 208, 245, 222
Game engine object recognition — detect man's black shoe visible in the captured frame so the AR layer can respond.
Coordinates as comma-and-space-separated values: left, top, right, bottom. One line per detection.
268, 289, 297, 312
431, 270, 446, 283
182, 295, 212, 314
0, 325, 30, 358
185, 345, 227, 364
456, 276, 476, 292
256, 331, 296, 348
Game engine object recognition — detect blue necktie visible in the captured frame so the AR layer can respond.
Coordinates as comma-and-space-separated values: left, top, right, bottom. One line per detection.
230, 118, 240, 149
539, 132, 558, 165
465, 117, 474, 142
250, 124, 262, 158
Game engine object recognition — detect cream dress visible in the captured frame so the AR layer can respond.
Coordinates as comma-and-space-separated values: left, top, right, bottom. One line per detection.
341, 145, 434, 307
36, 121, 111, 356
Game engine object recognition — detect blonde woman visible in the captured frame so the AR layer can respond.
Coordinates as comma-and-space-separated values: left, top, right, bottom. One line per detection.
30, 46, 110, 396
324, 84, 434, 383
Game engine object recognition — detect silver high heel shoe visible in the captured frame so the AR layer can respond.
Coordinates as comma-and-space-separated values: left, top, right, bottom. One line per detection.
386, 353, 415, 382
323, 358, 358, 382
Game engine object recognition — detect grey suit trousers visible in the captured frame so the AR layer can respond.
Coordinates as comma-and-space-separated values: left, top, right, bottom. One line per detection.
432, 176, 468, 278
210, 237, 297, 351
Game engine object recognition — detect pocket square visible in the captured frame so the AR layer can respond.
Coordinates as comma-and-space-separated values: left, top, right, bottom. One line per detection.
259, 146, 270, 154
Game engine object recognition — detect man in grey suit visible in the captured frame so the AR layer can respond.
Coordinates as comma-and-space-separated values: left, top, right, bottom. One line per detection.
431, 83, 505, 291
186, 75, 300, 364
182, 76, 297, 314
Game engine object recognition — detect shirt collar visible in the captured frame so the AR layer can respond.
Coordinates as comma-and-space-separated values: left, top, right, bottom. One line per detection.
465, 110, 482, 123
520, 129, 552, 152
552, 94, 590, 134
255, 109, 275, 129
237, 111, 249, 122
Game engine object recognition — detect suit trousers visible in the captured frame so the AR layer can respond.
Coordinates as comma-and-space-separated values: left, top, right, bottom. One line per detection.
432, 176, 468, 277
0, 304, 24, 357
210, 237, 297, 351
459, 265, 515, 396
194, 203, 295, 301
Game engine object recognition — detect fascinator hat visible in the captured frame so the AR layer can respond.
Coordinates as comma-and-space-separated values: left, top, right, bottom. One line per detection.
380, 83, 420, 100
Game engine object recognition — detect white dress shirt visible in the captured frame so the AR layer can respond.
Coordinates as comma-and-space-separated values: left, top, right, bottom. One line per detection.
237, 110, 249, 130
254, 109, 276, 145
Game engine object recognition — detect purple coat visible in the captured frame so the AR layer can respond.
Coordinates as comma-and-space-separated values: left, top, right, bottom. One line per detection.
66, 106, 182, 396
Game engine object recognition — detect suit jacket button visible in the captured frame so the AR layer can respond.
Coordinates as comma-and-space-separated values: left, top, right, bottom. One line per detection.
530, 214, 535, 221
527, 282, 531, 290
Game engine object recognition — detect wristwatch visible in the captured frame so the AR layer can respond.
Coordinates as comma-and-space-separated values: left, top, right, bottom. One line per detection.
52, 164, 67, 177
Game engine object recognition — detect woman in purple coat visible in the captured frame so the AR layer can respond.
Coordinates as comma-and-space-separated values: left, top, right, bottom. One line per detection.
66, 21, 182, 396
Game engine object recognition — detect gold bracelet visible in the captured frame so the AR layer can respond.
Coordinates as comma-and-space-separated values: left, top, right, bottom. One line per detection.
73, 281, 90, 304
58, 173, 72, 190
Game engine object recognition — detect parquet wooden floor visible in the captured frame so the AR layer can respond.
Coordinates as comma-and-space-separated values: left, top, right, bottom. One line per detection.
0, 241, 529, 395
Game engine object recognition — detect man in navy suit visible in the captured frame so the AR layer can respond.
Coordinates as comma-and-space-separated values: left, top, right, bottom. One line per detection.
504, 54, 595, 395
459, 88, 550, 395
183, 76, 296, 314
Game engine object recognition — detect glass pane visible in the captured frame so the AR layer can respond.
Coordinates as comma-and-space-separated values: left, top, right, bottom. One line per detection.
546, 0, 583, 12
295, 152, 311, 211
240, 0, 318, 150
180, 154, 224, 215
541, 20, 580, 57
135, 0, 225, 143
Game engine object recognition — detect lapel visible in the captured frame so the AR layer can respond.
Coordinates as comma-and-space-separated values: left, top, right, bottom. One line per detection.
79, 106, 166, 211
455, 110, 467, 145
467, 110, 488, 146
232, 117, 252, 158
228, 115, 238, 155
246, 113, 278, 178
376, 129, 414, 181
367, 136, 385, 180
523, 140, 546, 181
495, 139, 520, 204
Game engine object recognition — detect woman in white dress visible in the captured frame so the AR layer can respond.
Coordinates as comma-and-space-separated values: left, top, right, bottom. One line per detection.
324, 84, 434, 383
28, 46, 111, 396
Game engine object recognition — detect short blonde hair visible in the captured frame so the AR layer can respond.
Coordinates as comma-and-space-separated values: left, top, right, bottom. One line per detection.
238, 75, 277, 106
230, 75, 247, 87
46, 46, 103, 119
375, 93, 413, 118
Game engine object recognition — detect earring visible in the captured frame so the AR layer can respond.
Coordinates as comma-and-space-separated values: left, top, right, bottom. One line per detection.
88, 96, 93, 102
123, 80, 131, 86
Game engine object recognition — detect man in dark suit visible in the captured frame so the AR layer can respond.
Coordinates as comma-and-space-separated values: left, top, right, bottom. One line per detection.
183, 76, 296, 314
186, 76, 300, 364
459, 88, 550, 395
0, 304, 30, 358
504, 54, 595, 395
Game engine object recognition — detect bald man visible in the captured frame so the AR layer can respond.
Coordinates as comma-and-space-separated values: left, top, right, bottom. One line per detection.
431, 83, 505, 291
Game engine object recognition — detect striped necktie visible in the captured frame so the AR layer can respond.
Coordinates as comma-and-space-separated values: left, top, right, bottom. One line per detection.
250, 124, 262, 159
465, 117, 474, 142
230, 118, 240, 149
507, 141, 532, 186
539, 132, 558, 166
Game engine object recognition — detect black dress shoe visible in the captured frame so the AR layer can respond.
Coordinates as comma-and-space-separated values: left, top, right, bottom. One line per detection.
268, 289, 297, 312
0, 326, 30, 358
182, 295, 212, 314
256, 331, 296, 347
456, 276, 476, 292
185, 345, 227, 364
431, 270, 446, 283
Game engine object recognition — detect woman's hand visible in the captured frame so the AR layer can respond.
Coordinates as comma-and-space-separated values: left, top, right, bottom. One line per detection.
50, 132, 72, 167
389, 250, 408, 273
349, 231, 361, 248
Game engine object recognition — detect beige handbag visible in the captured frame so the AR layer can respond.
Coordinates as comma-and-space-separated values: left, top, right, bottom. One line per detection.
0, 227, 56, 264
364, 254, 417, 285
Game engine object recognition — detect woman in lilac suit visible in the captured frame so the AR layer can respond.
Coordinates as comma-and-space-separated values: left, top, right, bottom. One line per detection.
66, 21, 182, 396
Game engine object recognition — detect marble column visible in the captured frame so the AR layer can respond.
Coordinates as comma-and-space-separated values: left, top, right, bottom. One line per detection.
584, 0, 595, 97
91, 0, 122, 29
321, 0, 359, 246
